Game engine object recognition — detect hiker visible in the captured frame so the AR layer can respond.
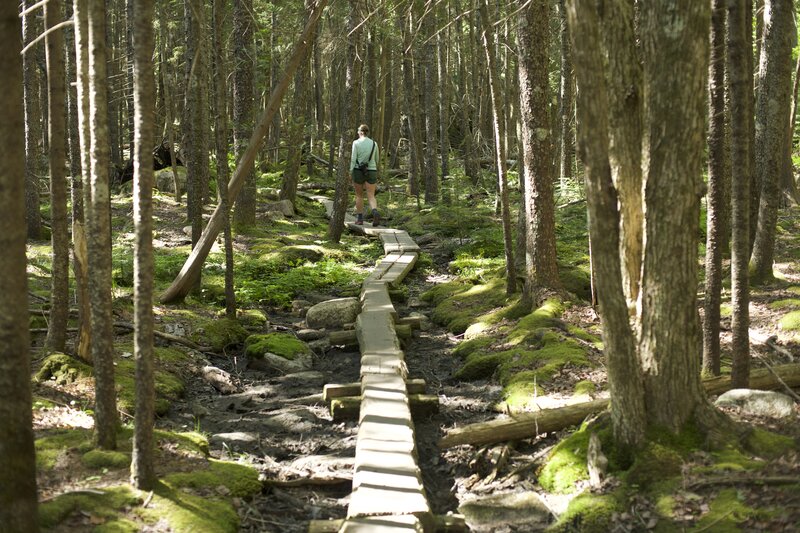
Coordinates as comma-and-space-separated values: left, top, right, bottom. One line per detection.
350, 124, 380, 226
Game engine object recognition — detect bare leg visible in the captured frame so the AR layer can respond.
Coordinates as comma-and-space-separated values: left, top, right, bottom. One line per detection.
365, 182, 378, 210
354, 182, 365, 214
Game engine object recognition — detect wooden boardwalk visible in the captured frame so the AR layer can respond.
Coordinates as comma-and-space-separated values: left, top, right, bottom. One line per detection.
302, 193, 454, 533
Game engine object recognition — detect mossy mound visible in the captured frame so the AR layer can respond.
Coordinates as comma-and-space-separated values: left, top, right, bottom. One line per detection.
236, 309, 268, 328
35, 353, 93, 385
163, 459, 262, 498
768, 298, 800, 310
539, 424, 610, 493
691, 488, 769, 531
507, 299, 566, 344
260, 244, 325, 265
497, 335, 591, 385
558, 266, 592, 301
430, 278, 508, 334
115, 358, 185, 416
154, 430, 209, 457
574, 380, 596, 396
82, 449, 131, 470
36, 429, 93, 471
244, 333, 311, 361
452, 336, 495, 359
778, 310, 800, 331
191, 318, 248, 351
39, 486, 143, 530
421, 280, 469, 306
455, 352, 506, 380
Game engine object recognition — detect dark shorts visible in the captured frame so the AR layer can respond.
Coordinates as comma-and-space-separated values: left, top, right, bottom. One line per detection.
352, 168, 377, 185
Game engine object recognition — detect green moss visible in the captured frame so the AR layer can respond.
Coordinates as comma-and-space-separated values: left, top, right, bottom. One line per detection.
690, 488, 765, 532
497, 337, 591, 385
35, 353, 93, 385
559, 266, 592, 301
94, 518, 141, 533
574, 380, 596, 396
163, 459, 262, 498
547, 491, 621, 533
500, 377, 545, 411
236, 309, 268, 328
768, 298, 800, 310
115, 358, 185, 416
538, 428, 594, 493
568, 326, 602, 347
507, 298, 566, 344
430, 278, 508, 334
744, 427, 795, 458
260, 244, 325, 265
778, 310, 800, 331
625, 442, 683, 489
153, 430, 209, 456
701, 445, 763, 473
455, 352, 507, 380
32, 396, 57, 410
720, 302, 733, 317
82, 449, 131, 470
421, 280, 468, 306
35, 429, 93, 471
141, 481, 240, 533
787, 286, 800, 295
452, 336, 495, 359
39, 486, 142, 529
191, 318, 249, 351
244, 333, 311, 361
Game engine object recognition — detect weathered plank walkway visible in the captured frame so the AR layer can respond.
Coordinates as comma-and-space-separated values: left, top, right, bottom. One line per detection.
301, 193, 444, 532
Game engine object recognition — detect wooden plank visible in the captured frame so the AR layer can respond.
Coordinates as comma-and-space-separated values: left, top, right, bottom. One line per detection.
381, 253, 418, 286
356, 310, 401, 355
322, 378, 427, 402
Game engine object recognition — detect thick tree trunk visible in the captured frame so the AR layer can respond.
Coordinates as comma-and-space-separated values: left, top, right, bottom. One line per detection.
159, 0, 327, 303
327, 0, 361, 243
750, 0, 795, 283
566, 0, 646, 449
45, 0, 70, 353
517, 0, 559, 307
728, 1, 755, 388
598, 0, 643, 308
87, 0, 118, 450
480, 0, 516, 295
0, 4, 39, 527
130, 0, 156, 490
638, 0, 711, 432
233, 0, 256, 229
23, 0, 43, 240
703, 0, 728, 377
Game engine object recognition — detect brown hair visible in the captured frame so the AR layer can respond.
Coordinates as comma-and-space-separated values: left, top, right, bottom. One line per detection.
358, 124, 370, 135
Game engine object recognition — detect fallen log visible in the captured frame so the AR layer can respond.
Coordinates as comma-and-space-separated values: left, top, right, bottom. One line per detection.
439, 364, 800, 448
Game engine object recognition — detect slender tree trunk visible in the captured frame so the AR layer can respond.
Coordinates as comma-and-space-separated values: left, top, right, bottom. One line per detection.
233, 0, 256, 229
313, 31, 325, 137
703, 0, 728, 377
599, 0, 643, 308
87, 0, 118, 450
566, 0, 646, 449
438, 11, 451, 182
422, 7, 439, 204
557, 0, 574, 194
328, 0, 361, 243
398, 7, 421, 198
0, 4, 39, 527
518, 0, 559, 307
160, 23, 181, 201
23, 0, 43, 240
365, 28, 376, 129
748, 0, 760, 253
480, 0, 515, 295
130, 0, 156, 490
266, 10, 281, 166
45, 0, 70, 353
750, 0, 795, 283
728, 0, 754, 389
66, 0, 91, 363
212, 0, 235, 319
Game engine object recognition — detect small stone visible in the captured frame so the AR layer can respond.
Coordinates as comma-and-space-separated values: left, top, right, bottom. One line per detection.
715, 389, 796, 418
297, 328, 327, 341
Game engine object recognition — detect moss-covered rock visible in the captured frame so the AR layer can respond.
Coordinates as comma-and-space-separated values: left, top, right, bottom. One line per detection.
115, 358, 185, 416
455, 352, 507, 380
430, 278, 508, 334
768, 298, 800, 310
421, 280, 469, 306
35, 353, 93, 385
497, 336, 591, 385
744, 427, 795, 458
559, 266, 592, 301
36, 429, 93, 471
574, 380, 596, 396
236, 309, 269, 328
191, 318, 249, 351
154, 430, 210, 457
244, 333, 311, 360
538, 427, 596, 493
260, 244, 325, 265
39, 486, 142, 530
452, 336, 495, 359
778, 310, 800, 331
547, 491, 621, 533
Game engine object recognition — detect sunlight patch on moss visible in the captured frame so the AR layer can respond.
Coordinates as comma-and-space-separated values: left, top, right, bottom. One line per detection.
35, 353, 93, 385
82, 449, 131, 470
163, 459, 262, 498
574, 380, 596, 396
768, 298, 800, 310
778, 310, 800, 331
244, 333, 311, 361
452, 336, 494, 359
35, 429, 93, 471
39, 486, 142, 530
548, 491, 621, 533
690, 488, 765, 532
191, 318, 248, 351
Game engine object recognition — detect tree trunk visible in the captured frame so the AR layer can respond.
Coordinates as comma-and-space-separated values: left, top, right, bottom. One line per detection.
87, 0, 118, 450
159, 23, 181, 202
422, 5, 439, 204
130, 0, 156, 490
45, 0, 70, 353
66, 0, 92, 363
638, 0, 711, 432
160, 0, 328, 303
212, 0, 236, 319
233, 0, 256, 229
599, 0, 643, 308
517, 0, 560, 307
703, 0, 728, 377
327, 0, 362, 243
750, 0, 795, 283
398, 8, 421, 199
727, 0, 755, 388
0, 4, 39, 527
480, 0, 516, 295
557, 0, 574, 194
22, 0, 43, 240
566, 0, 646, 449
437, 9, 451, 182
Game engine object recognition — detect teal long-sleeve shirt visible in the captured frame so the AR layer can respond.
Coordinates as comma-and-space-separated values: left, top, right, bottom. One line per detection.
350, 137, 378, 171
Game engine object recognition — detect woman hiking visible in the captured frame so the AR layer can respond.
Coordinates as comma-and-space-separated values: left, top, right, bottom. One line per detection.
350, 124, 380, 226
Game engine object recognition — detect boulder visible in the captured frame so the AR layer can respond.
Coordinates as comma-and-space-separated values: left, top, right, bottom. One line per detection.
264, 199, 295, 217
715, 389, 796, 418
210, 432, 259, 447
245, 333, 313, 375
458, 491, 553, 532
154, 167, 186, 196
306, 297, 361, 330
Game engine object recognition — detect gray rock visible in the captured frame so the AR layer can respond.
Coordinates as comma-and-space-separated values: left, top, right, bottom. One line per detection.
308, 338, 331, 355
715, 389, 796, 418
155, 167, 186, 196
306, 297, 361, 330
275, 370, 327, 388
292, 299, 312, 318
262, 410, 318, 433
210, 432, 259, 446
458, 491, 553, 532
264, 199, 295, 217
248, 351, 312, 375
297, 328, 327, 341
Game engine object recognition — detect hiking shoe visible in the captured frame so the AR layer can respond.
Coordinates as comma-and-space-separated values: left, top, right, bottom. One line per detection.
355, 216, 364, 225
372, 209, 381, 227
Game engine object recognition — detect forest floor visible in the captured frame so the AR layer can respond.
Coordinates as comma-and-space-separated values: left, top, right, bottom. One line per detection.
27, 170, 800, 532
